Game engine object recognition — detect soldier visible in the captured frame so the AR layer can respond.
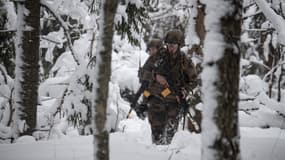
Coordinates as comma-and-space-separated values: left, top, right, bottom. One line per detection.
139, 38, 164, 83
132, 38, 164, 119
145, 30, 197, 145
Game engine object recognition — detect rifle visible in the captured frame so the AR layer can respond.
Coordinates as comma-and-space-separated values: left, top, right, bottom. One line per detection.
179, 94, 189, 130
172, 86, 201, 132
156, 55, 200, 131
162, 73, 191, 130
126, 81, 149, 118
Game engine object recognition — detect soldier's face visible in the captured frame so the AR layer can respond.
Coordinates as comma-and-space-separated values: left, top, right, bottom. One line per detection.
149, 47, 158, 56
167, 43, 178, 54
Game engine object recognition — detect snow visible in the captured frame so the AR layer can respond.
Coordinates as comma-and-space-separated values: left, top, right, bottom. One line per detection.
240, 75, 267, 96
200, 64, 219, 149
185, 0, 200, 47
4, 1, 17, 30
40, 0, 82, 65
0, 122, 285, 160
255, 0, 285, 45
115, 5, 128, 25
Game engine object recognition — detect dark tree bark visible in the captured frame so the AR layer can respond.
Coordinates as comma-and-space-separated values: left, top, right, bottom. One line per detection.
13, 0, 40, 136
195, 0, 206, 56
93, 0, 118, 160
202, 0, 242, 160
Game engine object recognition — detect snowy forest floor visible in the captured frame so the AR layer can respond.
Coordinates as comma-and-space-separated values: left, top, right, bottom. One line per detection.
1, 118, 285, 160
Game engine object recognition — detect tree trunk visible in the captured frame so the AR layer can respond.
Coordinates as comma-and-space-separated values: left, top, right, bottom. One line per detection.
93, 0, 118, 160
277, 50, 284, 102
13, 0, 40, 136
201, 0, 242, 160
195, 0, 206, 56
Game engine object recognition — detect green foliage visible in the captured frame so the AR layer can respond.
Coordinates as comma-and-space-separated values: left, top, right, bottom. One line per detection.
0, 2, 15, 78
0, 32, 15, 78
115, 2, 149, 46
65, 74, 93, 135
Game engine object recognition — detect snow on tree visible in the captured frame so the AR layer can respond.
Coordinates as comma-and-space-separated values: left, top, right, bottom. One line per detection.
0, 64, 14, 142
0, 1, 16, 78
253, 0, 285, 101
92, 0, 118, 159
13, 0, 40, 137
147, 0, 192, 39
115, 0, 149, 46
201, 0, 242, 159
255, 0, 285, 45
241, 0, 285, 120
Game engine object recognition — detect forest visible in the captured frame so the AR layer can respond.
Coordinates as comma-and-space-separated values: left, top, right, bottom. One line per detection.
0, 0, 285, 160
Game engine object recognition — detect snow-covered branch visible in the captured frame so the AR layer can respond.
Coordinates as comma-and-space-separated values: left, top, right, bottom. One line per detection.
40, 35, 61, 45
255, 0, 285, 45
40, 0, 81, 66
263, 61, 285, 81
0, 29, 16, 33
0, 65, 8, 84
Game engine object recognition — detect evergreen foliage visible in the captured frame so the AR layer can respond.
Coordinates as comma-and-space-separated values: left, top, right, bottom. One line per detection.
115, 1, 149, 46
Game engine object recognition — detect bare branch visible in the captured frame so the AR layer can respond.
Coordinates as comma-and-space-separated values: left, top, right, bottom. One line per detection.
263, 61, 285, 81
40, 35, 61, 45
0, 65, 8, 84
0, 30, 16, 33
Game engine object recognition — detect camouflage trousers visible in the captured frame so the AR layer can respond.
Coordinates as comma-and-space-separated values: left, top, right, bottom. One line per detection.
147, 96, 180, 145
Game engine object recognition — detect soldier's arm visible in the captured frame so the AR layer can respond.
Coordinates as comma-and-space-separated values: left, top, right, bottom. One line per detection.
152, 54, 169, 86
183, 56, 198, 92
139, 57, 153, 83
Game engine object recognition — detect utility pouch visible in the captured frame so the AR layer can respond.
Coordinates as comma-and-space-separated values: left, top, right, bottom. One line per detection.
143, 90, 151, 98
161, 88, 171, 97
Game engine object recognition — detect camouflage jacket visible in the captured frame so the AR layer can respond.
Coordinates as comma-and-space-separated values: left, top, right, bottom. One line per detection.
147, 49, 197, 102
138, 48, 166, 83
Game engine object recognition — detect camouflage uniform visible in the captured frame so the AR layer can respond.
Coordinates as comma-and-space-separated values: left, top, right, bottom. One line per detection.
139, 38, 164, 83
135, 38, 164, 119
145, 30, 197, 145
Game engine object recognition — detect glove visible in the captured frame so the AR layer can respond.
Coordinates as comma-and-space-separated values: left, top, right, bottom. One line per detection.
134, 103, 148, 120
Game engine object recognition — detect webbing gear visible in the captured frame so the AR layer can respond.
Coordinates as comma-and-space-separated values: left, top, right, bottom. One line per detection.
161, 88, 171, 97
143, 90, 151, 97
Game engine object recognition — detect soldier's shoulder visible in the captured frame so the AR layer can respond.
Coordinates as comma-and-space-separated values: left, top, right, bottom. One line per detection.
180, 51, 193, 62
179, 51, 195, 68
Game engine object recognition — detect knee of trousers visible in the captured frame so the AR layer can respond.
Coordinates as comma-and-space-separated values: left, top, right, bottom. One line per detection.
148, 103, 167, 127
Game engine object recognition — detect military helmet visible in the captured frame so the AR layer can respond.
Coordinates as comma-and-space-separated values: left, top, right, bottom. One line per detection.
164, 30, 185, 46
147, 38, 163, 50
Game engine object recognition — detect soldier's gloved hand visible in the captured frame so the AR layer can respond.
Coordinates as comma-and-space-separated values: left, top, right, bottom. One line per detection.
130, 102, 136, 109
179, 87, 187, 99
134, 104, 148, 120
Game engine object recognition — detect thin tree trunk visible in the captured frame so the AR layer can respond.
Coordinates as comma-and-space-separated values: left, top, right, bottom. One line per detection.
93, 0, 118, 160
277, 51, 284, 102
195, 0, 206, 56
13, 0, 40, 136
268, 57, 277, 98
201, 0, 242, 160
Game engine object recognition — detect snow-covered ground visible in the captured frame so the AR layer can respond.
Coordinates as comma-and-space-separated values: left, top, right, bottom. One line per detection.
1, 118, 284, 160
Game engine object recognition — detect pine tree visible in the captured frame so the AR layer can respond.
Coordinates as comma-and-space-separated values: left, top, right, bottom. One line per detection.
201, 0, 242, 159
13, 0, 40, 136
